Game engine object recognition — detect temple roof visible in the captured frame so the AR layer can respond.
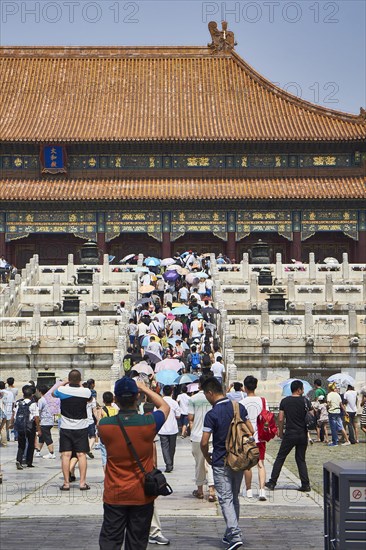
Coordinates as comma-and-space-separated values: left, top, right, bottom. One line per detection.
1, 44, 366, 143
1, 177, 364, 201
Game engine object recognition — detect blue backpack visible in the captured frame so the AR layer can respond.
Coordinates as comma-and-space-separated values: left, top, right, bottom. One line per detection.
190, 353, 201, 370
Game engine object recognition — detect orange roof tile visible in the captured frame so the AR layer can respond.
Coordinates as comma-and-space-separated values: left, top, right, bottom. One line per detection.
1, 177, 364, 201
0, 46, 365, 142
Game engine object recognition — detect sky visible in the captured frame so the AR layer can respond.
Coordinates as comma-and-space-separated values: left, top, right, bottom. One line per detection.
0, 0, 365, 114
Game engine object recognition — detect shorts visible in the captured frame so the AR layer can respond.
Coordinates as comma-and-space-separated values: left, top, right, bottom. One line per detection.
257, 441, 266, 461
180, 414, 188, 427
87, 423, 96, 438
39, 425, 53, 446
59, 428, 89, 453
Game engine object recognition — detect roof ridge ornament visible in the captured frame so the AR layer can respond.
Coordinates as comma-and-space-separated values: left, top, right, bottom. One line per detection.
359, 107, 366, 119
208, 21, 237, 53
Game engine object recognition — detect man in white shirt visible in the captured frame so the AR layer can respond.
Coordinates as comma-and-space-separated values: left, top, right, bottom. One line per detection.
158, 386, 181, 472
210, 357, 225, 386
241, 375, 267, 501
170, 318, 183, 337
190, 315, 204, 340
146, 336, 163, 361
188, 376, 216, 501
344, 384, 358, 444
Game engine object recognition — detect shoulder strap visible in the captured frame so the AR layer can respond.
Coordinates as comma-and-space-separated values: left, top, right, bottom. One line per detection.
232, 401, 251, 435
103, 406, 110, 417
261, 397, 266, 412
116, 414, 146, 475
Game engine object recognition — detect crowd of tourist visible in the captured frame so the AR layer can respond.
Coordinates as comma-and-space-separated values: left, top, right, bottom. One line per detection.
0, 250, 365, 550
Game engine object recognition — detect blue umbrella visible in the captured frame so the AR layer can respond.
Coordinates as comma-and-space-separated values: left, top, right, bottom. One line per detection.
156, 370, 179, 386
171, 306, 191, 315
174, 373, 199, 385
280, 379, 312, 397
141, 335, 151, 348
163, 270, 180, 282
144, 257, 161, 267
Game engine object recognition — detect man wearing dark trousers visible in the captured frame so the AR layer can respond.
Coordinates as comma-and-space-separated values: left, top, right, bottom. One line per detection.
12, 385, 41, 469
98, 377, 169, 550
265, 380, 311, 492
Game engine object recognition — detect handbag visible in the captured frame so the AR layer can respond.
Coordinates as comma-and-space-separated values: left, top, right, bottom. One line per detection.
304, 398, 317, 430
116, 414, 173, 497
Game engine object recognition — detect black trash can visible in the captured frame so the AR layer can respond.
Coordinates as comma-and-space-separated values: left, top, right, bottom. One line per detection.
324, 460, 366, 549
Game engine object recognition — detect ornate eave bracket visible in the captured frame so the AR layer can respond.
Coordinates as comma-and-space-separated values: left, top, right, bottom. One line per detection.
207, 21, 237, 53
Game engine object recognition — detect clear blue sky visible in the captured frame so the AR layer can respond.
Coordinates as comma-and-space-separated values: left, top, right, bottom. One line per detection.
1, 0, 365, 114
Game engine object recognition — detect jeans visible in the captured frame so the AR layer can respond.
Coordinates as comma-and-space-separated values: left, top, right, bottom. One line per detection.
328, 413, 343, 445
159, 434, 177, 469
213, 465, 244, 543
269, 434, 309, 487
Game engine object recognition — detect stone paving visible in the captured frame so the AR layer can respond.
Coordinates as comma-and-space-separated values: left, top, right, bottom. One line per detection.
0, 433, 324, 548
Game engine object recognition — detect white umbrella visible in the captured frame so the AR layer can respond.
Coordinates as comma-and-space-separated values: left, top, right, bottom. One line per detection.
161, 258, 176, 266
132, 362, 154, 376
328, 373, 355, 387
155, 358, 184, 373
323, 257, 339, 264
119, 253, 135, 264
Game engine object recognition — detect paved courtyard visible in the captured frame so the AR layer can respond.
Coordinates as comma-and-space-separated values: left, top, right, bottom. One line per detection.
0, 434, 324, 549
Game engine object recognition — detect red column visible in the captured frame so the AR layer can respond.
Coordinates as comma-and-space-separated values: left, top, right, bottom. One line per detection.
226, 231, 236, 261
162, 232, 171, 258
97, 232, 107, 255
290, 231, 302, 261
0, 232, 5, 257
356, 230, 366, 263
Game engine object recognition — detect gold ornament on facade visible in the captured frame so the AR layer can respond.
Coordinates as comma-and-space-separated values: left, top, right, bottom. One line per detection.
88, 157, 97, 167
115, 157, 121, 168
69, 214, 77, 222
313, 156, 337, 166
241, 156, 248, 167
149, 157, 155, 168
187, 157, 210, 167
275, 156, 281, 167
14, 157, 22, 167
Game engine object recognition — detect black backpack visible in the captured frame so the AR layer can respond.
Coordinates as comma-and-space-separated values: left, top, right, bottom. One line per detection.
14, 400, 33, 433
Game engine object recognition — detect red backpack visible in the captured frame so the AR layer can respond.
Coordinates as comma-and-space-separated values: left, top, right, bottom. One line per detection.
257, 397, 277, 442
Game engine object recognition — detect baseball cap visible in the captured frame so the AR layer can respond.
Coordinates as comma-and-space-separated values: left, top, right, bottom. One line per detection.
318, 395, 325, 401
114, 377, 138, 397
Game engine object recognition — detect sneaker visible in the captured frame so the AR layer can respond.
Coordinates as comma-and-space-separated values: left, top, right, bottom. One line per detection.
298, 485, 311, 492
16, 461, 23, 470
341, 441, 351, 446
222, 537, 230, 544
264, 481, 276, 491
259, 489, 267, 501
34, 451, 42, 458
227, 542, 243, 550
148, 534, 170, 545
245, 489, 253, 498
43, 453, 56, 459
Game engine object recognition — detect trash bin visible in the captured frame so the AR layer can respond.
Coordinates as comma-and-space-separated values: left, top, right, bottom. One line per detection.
324, 460, 366, 549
